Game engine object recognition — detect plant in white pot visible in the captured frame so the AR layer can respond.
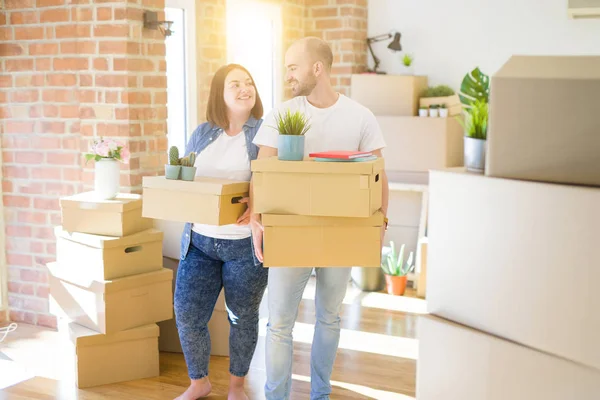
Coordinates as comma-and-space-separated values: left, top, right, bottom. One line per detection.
458, 67, 490, 173
439, 103, 448, 118
179, 152, 197, 181
273, 109, 311, 161
418, 106, 428, 117
85, 138, 130, 200
428, 104, 439, 117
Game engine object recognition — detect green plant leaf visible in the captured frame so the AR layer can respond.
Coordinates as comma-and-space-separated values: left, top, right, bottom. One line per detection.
459, 67, 490, 108
272, 109, 311, 136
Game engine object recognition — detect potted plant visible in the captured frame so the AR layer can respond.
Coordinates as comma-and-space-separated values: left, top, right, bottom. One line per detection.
85, 137, 130, 200
457, 67, 490, 173
273, 109, 311, 161
400, 53, 414, 75
419, 85, 460, 115
381, 241, 414, 296
179, 152, 197, 181
418, 106, 428, 117
439, 103, 448, 118
166, 146, 182, 180
429, 104, 439, 117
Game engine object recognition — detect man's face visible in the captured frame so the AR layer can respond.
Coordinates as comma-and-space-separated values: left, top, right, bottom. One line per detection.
284, 44, 318, 97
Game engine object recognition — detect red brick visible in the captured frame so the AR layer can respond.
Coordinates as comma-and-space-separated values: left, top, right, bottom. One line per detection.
46, 26, 54, 40
21, 268, 48, 283
37, 0, 65, 7
0, 43, 25, 56
53, 57, 88, 71
76, 90, 96, 103
15, 27, 44, 40
42, 89, 73, 103
37, 314, 56, 329
29, 43, 59, 56
114, 58, 155, 72
8, 282, 35, 296
143, 76, 167, 88
10, 11, 38, 25
10, 90, 38, 103
97, 7, 112, 20
18, 211, 47, 224
96, 74, 128, 87
5, 121, 35, 134
5, 58, 34, 72
23, 297, 48, 313
62, 168, 81, 181
60, 105, 79, 118
6, 0, 36, 8
93, 58, 109, 70
142, 0, 163, 8
47, 152, 78, 166
4, 195, 32, 208
80, 74, 93, 86
311, 7, 339, 18
40, 9, 70, 23
7, 225, 32, 238
3, 181, 14, 193
47, 73, 77, 86
3, 166, 29, 179
46, 243, 56, 256
94, 24, 129, 38
36, 58, 52, 71
72, 7, 93, 22
60, 41, 96, 54
40, 121, 66, 134
33, 198, 59, 211
0, 75, 12, 87
0, 27, 13, 41
56, 25, 90, 39
7, 254, 33, 267
105, 91, 119, 103
145, 42, 165, 56
123, 91, 151, 104
15, 151, 44, 165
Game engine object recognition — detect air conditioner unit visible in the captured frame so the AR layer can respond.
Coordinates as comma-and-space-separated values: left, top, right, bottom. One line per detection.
568, 0, 600, 18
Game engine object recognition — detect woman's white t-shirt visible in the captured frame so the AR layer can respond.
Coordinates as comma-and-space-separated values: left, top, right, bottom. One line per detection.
191, 130, 252, 240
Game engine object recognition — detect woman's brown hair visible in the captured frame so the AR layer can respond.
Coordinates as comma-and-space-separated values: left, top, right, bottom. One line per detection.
206, 63, 264, 129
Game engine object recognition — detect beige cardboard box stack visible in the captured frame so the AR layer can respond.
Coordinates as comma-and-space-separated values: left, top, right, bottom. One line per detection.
49, 192, 173, 388
418, 55, 600, 399
252, 156, 385, 268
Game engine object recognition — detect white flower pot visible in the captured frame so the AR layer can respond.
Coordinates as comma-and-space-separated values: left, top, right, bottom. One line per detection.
95, 159, 120, 200
419, 109, 428, 117
429, 109, 439, 117
439, 108, 449, 118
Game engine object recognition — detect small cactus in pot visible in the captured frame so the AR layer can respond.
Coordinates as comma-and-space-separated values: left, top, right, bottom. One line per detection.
165, 146, 182, 180
180, 151, 197, 181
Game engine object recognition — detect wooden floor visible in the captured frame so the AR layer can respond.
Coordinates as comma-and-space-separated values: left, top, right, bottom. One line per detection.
0, 278, 425, 399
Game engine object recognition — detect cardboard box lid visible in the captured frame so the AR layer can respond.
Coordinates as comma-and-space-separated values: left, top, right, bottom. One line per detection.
48, 263, 173, 292
54, 226, 163, 249
494, 55, 600, 80
142, 176, 249, 195
251, 156, 384, 175
263, 211, 385, 227
67, 321, 159, 347
60, 192, 143, 212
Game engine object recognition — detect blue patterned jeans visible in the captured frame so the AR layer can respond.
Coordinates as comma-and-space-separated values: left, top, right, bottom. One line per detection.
174, 232, 268, 379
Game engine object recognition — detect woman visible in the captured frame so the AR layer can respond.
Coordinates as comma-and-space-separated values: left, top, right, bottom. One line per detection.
174, 64, 268, 400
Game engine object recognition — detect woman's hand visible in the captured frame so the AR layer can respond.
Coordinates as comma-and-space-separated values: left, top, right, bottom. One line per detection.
236, 197, 251, 226
250, 213, 264, 262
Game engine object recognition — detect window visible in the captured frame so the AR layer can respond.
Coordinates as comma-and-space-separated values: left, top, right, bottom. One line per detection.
165, 0, 198, 155
226, 0, 283, 116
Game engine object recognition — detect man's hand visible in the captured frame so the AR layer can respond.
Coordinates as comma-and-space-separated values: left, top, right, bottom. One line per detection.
235, 197, 251, 225
250, 213, 264, 262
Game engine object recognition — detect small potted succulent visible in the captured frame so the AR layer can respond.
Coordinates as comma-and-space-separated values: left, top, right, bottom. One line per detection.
429, 104, 439, 117
179, 152, 197, 181
418, 106, 428, 117
439, 103, 449, 118
273, 109, 311, 161
381, 241, 414, 296
166, 146, 181, 180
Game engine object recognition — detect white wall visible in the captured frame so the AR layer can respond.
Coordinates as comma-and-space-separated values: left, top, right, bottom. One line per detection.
368, 0, 600, 89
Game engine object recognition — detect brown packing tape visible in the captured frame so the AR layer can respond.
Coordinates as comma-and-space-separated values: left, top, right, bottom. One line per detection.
69, 322, 159, 347
142, 175, 249, 195
54, 226, 164, 249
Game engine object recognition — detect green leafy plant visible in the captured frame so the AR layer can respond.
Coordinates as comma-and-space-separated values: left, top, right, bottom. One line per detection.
439, 103, 447, 109
458, 67, 490, 108
180, 152, 196, 167
421, 85, 455, 98
273, 109, 311, 136
381, 242, 414, 277
429, 104, 439, 109
169, 146, 180, 166
402, 53, 414, 67
457, 99, 488, 140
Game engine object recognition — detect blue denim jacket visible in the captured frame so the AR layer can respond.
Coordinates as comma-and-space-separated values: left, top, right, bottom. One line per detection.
179, 116, 262, 261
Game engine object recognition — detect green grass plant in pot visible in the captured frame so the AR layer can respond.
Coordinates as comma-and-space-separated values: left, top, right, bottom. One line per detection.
166, 146, 182, 180
381, 241, 414, 296
180, 152, 197, 181
273, 109, 311, 161
458, 67, 490, 173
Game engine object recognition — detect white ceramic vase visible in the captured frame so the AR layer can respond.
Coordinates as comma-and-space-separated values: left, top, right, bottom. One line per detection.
95, 158, 120, 200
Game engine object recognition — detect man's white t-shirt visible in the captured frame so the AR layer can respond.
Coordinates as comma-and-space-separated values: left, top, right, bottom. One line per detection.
192, 130, 252, 240
253, 94, 386, 154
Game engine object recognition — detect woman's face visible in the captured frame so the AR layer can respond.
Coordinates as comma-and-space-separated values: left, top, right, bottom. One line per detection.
223, 68, 256, 114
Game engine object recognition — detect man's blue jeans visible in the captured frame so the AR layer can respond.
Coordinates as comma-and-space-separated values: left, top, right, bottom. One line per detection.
264, 266, 351, 400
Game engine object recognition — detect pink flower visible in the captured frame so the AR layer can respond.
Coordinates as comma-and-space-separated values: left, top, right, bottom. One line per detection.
120, 147, 130, 164
108, 140, 118, 151
95, 141, 110, 157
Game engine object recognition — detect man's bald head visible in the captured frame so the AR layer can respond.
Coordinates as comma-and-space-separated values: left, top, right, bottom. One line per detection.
290, 37, 333, 73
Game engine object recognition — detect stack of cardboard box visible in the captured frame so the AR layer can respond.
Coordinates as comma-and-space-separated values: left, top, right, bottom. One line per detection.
251, 156, 385, 268
49, 192, 174, 388
417, 55, 600, 399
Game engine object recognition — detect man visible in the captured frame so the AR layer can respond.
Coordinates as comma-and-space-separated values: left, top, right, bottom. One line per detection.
250, 37, 389, 400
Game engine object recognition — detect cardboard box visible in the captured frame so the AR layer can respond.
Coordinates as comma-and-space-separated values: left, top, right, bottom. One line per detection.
60, 192, 152, 237
58, 320, 159, 388
350, 74, 428, 116
262, 212, 384, 268
377, 116, 464, 174
55, 226, 163, 284
49, 264, 173, 334
487, 55, 600, 187
252, 157, 383, 218
416, 238, 428, 299
417, 315, 600, 400
142, 176, 249, 225
427, 168, 600, 370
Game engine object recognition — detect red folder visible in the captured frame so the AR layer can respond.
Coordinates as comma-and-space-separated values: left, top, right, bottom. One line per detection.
308, 150, 372, 159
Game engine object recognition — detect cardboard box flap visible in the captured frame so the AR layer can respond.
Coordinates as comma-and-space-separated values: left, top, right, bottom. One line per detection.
262, 211, 385, 227
494, 55, 600, 80
142, 176, 249, 195
68, 321, 159, 347
54, 226, 164, 249
60, 192, 143, 213
47, 262, 173, 292
251, 157, 384, 175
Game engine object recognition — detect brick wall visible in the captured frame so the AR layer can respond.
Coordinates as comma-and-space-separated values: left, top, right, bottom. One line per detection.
0, 0, 167, 328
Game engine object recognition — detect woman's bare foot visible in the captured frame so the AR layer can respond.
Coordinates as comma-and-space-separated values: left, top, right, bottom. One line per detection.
175, 378, 212, 400
228, 374, 249, 400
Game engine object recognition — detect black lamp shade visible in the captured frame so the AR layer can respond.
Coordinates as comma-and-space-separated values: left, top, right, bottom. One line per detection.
387, 33, 402, 51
